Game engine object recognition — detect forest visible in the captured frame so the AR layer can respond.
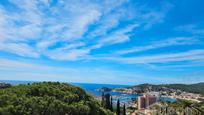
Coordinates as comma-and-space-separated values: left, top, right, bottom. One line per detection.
0, 82, 114, 115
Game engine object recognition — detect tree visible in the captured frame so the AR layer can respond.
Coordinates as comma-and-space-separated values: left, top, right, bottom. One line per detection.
0, 82, 114, 115
101, 92, 105, 107
105, 93, 111, 109
123, 104, 126, 115
110, 96, 113, 112
0, 83, 11, 89
117, 99, 120, 115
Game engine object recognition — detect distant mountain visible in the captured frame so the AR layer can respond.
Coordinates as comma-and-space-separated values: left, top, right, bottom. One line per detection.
113, 82, 204, 95
161, 82, 204, 95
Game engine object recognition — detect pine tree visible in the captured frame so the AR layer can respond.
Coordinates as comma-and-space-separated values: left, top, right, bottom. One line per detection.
123, 104, 126, 115
110, 96, 113, 111
117, 99, 120, 115
105, 93, 111, 109
101, 92, 105, 107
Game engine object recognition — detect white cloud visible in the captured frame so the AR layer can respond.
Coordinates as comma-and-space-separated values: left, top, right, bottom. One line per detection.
0, 58, 152, 84
46, 49, 90, 61
91, 49, 204, 64
89, 13, 122, 38
0, 0, 101, 58
141, 2, 174, 29
150, 72, 204, 84
115, 37, 199, 55
1, 58, 203, 84
176, 24, 204, 35
97, 23, 139, 45
0, 42, 39, 58
3, 0, 42, 41
153, 61, 204, 70
0, 0, 174, 60
1, 1, 204, 84
88, 0, 130, 38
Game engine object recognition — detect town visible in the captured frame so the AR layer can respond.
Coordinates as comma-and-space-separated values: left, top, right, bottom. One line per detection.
106, 83, 204, 115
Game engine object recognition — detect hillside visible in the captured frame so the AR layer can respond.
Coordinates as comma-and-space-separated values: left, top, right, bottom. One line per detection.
112, 82, 204, 95
0, 82, 114, 115
130, 83, 204, 95
162, 82, 204, 95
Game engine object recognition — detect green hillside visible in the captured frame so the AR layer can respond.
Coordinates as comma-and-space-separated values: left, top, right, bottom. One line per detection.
127, 82, 204, 95
163, 82, 204, 95
0, 82, 114, 115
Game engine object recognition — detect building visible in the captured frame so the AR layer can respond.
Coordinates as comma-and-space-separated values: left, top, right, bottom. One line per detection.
138, 96, 146, 109
137, 94, 157, 110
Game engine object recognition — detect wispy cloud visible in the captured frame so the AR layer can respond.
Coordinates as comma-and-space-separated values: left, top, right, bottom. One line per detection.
115, 37, 199, 55
0, 58, 152, 84
0, 42, 39, 58
1, 58, 203, 84
0, 0, 101, 58
91, 49, 204, 64
176, 24, 204, 35
0, 0, 173, 60
96, 23, 139, 46
0, 0, 42, 41
0, 0, 204, 84
150, 71, 204, 84
153, 61, 204, 70
141, 2, 174, 29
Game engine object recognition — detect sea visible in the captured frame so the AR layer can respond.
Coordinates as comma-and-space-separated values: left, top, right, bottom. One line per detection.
0, 80, 176, 104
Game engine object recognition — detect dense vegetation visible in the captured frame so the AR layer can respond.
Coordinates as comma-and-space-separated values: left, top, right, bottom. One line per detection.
128, 82, 204, 95
151, 99, 204, 115
163, 83, 204, 95
0, 83, 11, 89
0, 82, 114, 115
101, 93, 126, 115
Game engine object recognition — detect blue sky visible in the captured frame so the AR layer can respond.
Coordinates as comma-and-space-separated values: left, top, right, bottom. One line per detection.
0, 0, 204, 85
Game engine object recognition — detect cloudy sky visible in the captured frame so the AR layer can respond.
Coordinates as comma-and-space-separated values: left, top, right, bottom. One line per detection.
0, 0, 204, 85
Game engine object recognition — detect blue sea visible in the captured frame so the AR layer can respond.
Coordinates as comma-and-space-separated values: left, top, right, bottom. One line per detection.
0, 80, 139, 104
